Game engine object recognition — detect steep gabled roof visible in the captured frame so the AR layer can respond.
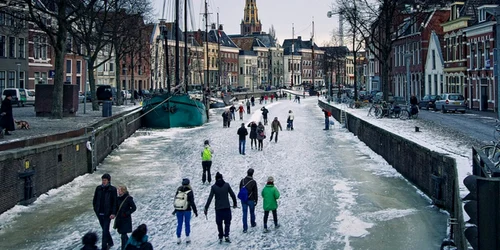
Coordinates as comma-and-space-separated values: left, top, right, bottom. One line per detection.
207, 29, 238, 48
460, 0, 500, 25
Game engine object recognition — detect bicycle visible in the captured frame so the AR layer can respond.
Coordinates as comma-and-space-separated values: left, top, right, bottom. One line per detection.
367, 103, 382, 117
376, 102, 400, 119
481, 120, 500, 166
399, 104, 419, 120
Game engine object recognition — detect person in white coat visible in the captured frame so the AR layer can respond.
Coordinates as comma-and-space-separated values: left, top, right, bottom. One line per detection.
286, 110, 294, 130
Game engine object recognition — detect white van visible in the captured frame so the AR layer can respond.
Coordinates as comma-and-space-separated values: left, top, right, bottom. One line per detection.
25, 89, 35, 106
2, 88, 27, 107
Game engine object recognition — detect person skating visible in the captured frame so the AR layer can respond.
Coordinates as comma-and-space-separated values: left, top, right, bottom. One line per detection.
0, 94, 15, 135
322, 109, 331, 130
261, 176, 280, 233
269, 117, 283, 143
204, 172, 238, 243
238, 104, 245, 120
115, 185, 137, 250
256, 122, 266, 151
201, 140, 213, 184
124, 224, 153, 250
237, 123, 248, 155
239, 168, 258, 233
229, 105, 236, 121
92, 173, 117, 250
287, 110, 294, 130
247, 121, 258, 149
222, 109, 229, 128
246, 100, 251, 114
250, 96, 255, 106
260, 107, 269, 125
173, 178, 198, 244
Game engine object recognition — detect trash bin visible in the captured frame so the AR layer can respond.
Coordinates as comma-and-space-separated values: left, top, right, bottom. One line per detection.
102, 101, 112, 117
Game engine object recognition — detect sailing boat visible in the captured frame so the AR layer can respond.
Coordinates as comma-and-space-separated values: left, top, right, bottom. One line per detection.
142, 0, 207, 128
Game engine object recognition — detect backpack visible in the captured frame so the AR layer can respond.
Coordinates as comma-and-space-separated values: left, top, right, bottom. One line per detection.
202, 147, 212, 161
238, 180, 254, 203
174, 190, 191, 210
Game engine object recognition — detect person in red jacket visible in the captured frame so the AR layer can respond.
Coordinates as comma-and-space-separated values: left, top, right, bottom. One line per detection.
238, 104, 245, 120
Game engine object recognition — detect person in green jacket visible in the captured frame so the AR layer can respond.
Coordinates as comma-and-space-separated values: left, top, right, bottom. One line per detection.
261, 176, 280, 232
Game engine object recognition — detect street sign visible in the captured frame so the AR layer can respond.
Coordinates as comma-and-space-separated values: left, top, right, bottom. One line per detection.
49, 70, 55, 78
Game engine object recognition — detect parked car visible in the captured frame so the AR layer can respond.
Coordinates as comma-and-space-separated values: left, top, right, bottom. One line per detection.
79, 93, 85, 103
25, 89, 35, 106
2, 88, 27, 107
418, 94, 439, 110
434, 93, 466, 113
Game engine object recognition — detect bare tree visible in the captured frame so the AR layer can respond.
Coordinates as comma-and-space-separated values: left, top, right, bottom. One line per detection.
334, 0, 447, 102
6, 0, 99, 118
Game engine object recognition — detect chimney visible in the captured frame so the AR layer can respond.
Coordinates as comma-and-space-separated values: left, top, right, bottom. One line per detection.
211, 23, 216, 30
297, 36, 302, 41
219, 24, 223, 30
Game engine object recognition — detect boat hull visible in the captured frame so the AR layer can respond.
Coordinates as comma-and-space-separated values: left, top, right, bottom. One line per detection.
142, 94, 207, 128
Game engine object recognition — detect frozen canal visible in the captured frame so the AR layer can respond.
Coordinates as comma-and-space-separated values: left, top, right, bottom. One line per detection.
0, 96, 447, 249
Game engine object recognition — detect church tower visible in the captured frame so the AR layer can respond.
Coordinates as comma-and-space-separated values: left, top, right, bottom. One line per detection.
240, 0, 262, 35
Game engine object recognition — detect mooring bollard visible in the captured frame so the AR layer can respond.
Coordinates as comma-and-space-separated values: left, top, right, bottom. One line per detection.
415, 126, 420, 132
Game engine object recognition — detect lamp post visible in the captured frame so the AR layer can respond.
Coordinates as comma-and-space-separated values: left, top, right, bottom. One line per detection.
405, 52, 412, 104
83, 56, 90, 114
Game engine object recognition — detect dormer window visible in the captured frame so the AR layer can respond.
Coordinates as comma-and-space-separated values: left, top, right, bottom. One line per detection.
479, 9, 486, 22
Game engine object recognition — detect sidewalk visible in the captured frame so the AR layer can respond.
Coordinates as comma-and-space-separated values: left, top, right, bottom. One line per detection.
0, 102, 140, 146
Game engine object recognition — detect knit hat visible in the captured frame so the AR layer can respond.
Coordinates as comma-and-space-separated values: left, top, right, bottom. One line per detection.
247, 168, 254, 177
267, 176, 274, 183
101, 173, 111, 181
204, 140, 209, 145
182, 178, 190, 185
215, 172, 223, 180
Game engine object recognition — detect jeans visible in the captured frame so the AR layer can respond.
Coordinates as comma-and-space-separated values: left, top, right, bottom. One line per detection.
324, 117, 329, 130
202, 161, 212, 183
239, 140, 246, 154
242, 200, 256, 231
215, 208, 232, 239
98, 215, 113, 249
176, 211, 192, 237
263, 209, 278, 228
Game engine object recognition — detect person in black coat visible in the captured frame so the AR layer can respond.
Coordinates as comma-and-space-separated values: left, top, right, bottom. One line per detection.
81, 231, 99, 250
115, 185, 137, 250
173, 178, 198, 244
260, 107, 269, 125
93, 173, 118, 250
247, 121, 258, 149
0, 94, 15, 135
237, 123, 248, 155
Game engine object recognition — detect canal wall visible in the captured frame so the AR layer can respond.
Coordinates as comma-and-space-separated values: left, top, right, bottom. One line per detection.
319, 101, 466, 250
0, 108, 142, 215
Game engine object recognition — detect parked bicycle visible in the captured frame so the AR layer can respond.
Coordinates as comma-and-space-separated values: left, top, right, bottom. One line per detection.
399, 104, 419, 120
481, 120, 500, 167
367, 103, 382, 117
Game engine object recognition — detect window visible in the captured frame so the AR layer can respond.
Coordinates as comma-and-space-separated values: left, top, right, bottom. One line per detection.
0, 35, 5, 57
7, 71, 15, 87
76, 76, 81, 86
34, 36, 47, 59
19, 71, 24, 88
66, 60, 72, 73
109, 62, 114, 72
76, 61, 81, 74
432, 50, 436, 70
470, 45, 475, 69
0, 71, 5, 90
478, 42, 483, 68
41, 72, 47, 84
18, 38, 24, 58
41, 37, 47, 59
8, 37, 15, 58
0, 12, 4, 25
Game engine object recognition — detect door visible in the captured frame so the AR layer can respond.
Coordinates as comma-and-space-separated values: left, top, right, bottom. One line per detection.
481, 85, 488, 111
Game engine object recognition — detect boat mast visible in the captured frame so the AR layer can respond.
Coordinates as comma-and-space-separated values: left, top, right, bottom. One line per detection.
217, 12, 221, 91
184, 0, 188, 92
204, 0, 210, 119
175, 0, 180, 91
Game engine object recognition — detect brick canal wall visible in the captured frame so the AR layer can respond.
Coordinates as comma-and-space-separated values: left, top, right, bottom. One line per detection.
319, 101, 466, 250
0, 109, 142, 215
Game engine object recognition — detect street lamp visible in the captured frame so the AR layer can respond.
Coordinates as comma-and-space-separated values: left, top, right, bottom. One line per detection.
15, 62, 21, 88
83, 56, 90, 114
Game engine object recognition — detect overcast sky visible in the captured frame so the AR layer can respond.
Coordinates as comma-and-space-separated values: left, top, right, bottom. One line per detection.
152, 0, 340, 46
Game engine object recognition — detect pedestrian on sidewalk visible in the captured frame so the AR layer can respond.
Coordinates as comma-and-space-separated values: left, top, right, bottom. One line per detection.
201, 140, 213, 184
124, 224, 153, 250
204, 172, 238, 243
269, 117, 282, 143
81, 231, 99, 250
0, 94, 15, 136
239, 168, 258, 233
237, 123, 248, 155
262, 176, 280, 233
173, 178, 198, 244
92, 174, 117, 250
322, 109, 331, 130
246, 100, 251, 114
256, 122, 266, 151
115, 185, 137, 250
261, 107, 269, 125
247, 121, 258, 149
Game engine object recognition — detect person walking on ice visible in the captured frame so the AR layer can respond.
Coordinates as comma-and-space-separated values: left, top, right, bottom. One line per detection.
239, 168, 258, 233
204, 172, 238, 243
173, 178, 198, 244
201, 140, 213, 184
261, 106, 269, 125
286, 110, 294, 130
238, 104, 245, 120
269, 117, 283, 143
115, 185, 137, 250
262, 176, 280, 233
237, 123, 249, 155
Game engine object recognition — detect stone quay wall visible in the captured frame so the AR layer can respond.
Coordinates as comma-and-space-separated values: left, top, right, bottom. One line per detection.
0, 109, 142, 215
